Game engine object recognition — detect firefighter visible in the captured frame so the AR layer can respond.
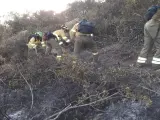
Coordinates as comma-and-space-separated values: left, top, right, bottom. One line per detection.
53, 25, 71, 45
137, 8, 160, 70
53, 25, 72, 54
70, 19, 98, 63
27, 31, 46, 55
43, 31, 63, 61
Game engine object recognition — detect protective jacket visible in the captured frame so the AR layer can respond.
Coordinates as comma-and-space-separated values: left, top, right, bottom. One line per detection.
27, 33, 43, 49
53, 29, 70, 43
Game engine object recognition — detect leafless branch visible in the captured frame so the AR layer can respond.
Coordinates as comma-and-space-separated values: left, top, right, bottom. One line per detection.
17, 66, 34, 110
77, 90, 107, 105
0, 109, 11, 120
140, 86, 160, 96
45, 104, 71, 120
45, 92, 119, 120
0, 78, 6, 86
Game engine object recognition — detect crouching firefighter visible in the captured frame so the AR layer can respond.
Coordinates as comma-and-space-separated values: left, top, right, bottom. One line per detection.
53, 25, 72, 54
137, 6, 160, 70
43, 31, 64, 61
70, 19, 98, 63
27, 31, 46, 55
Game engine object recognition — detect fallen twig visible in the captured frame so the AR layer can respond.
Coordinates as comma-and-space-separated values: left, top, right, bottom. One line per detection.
45, 92, 119, 120
17, 66, 34, 110
77, 90, 107, 106
140, 86, 160, 96
0, 109, 11, 120
52, 104, 71, 120
0, 78, 6, 86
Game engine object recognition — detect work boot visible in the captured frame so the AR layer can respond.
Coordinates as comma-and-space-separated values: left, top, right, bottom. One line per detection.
152, 67, 160, 75
92, 54, 99, 63
70, 55, 78, 64
135, 63, 147, 68
152, 65, 160, 71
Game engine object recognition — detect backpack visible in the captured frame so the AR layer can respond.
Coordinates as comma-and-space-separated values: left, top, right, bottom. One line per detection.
43, 32, 56, 41
35, 31, 43, 37
145, 5, 160, 21
28, 34, 42, 42
77, 19, 95, 34
28, 35, 33, 42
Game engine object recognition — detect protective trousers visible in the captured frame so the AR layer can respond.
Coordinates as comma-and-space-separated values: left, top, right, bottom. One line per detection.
74, 35, 98, 62
137, 20, 160, 69
45, 38, 63, 56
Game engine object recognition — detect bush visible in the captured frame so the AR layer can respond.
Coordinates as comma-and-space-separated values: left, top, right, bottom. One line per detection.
0, 0, 160, 119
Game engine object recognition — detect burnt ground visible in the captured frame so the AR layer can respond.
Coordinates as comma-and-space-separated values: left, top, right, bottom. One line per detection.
1, 40, 160, 120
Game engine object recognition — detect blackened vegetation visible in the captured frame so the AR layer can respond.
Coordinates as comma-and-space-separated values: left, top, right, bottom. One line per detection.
0, 0, 160, 120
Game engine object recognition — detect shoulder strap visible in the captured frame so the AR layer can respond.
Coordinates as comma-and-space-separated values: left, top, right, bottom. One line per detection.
145, 23, 160, 41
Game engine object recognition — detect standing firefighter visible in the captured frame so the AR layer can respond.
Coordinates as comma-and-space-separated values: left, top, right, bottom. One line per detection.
137, 6, 160, 69
27, 31, 46, 55
70, 19, 98, 63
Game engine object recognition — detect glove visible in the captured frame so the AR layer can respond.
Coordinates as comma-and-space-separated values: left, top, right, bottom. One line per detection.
92, 52, 99, 63
59, 41, 63, 46
42, 44, 46, 47
72, 56, 78, 64
41, 41, 46, 47
91, 34, 94, 37
66, 39, 71, 43
73, 60, 77, 64
56, 55, 62, 61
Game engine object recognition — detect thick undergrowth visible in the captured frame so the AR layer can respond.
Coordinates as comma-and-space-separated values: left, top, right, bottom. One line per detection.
0, 0, 160, 120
